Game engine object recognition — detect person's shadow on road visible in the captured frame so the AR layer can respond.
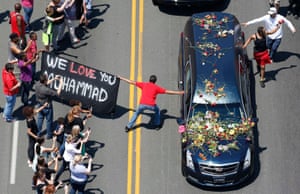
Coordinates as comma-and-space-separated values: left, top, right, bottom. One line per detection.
84, 4, 110, 29
273, 51, 300, 63
85, 140, 105, 158
130, 109, 180, 131
85, 188, 104, 194
265, 64, 297, 83
0, 10, 9, 24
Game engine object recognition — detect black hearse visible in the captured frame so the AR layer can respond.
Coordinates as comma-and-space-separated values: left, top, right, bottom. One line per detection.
178, 12, 255, 187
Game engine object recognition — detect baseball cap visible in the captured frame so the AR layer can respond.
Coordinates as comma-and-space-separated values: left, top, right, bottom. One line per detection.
268, 7, 277, 15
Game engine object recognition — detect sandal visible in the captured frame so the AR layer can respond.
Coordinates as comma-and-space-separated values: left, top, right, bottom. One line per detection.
260, 78, 266, 82
259, 80, 265, 88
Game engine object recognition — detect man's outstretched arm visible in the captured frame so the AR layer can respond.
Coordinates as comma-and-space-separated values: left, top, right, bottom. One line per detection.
165, 90, 184, 95
118, 75, 136, 85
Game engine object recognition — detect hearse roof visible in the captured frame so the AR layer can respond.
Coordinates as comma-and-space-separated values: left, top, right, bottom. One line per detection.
190, 12, 241, 104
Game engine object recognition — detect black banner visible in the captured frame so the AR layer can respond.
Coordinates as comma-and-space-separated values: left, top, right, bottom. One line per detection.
41, 52, 119, 114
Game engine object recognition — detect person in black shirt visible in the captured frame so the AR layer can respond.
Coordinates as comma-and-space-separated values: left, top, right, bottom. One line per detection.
243, 24, 281, 87
23, 102, 49, 167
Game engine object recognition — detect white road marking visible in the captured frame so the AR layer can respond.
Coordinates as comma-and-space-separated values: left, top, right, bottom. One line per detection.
10, 121, 19, 184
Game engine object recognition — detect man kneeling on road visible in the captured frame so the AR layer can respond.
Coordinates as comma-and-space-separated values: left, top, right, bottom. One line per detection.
118, 75, 184, 132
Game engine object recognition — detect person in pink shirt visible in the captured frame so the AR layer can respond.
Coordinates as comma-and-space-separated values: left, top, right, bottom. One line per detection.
119, 75, 184, 132
21, 0, 34, 32
26, 31, 41, 82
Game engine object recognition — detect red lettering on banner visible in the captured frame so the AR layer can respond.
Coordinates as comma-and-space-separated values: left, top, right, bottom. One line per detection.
69, 62, 96, 79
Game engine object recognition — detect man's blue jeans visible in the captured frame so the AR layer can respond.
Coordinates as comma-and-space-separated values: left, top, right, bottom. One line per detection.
267, 38, 281, 60
37, 104, 53, 138
3, 95, 16, 120
127, 104, 161, 128
52, 22, 65, 50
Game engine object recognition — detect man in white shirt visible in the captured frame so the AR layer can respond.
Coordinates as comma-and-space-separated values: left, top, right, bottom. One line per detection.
243, 7, 296, 60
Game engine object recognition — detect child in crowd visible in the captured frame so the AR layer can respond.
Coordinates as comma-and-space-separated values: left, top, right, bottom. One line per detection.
26, 31, 43, 82
53, 117, 65, 148
53, 117, 66, 158
42, 6, 64, 51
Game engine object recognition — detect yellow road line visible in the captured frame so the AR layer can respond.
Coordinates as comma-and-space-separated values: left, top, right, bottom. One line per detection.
135, 0, 144, 193
128, 0, 144, 194
127, 0, 137, 193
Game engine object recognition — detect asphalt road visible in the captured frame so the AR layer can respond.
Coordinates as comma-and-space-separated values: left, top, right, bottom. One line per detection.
0, 0, 300, 194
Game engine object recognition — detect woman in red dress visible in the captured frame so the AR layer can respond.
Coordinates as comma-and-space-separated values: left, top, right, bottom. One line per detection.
243, 23, 282, 87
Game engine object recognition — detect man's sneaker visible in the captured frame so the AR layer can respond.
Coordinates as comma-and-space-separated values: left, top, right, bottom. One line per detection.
5, 118, 16, 122
125, 126, 130, 133
259, 80, 265, 88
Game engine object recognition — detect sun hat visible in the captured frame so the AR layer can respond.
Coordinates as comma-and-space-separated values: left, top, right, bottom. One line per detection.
268, 7, 277, 15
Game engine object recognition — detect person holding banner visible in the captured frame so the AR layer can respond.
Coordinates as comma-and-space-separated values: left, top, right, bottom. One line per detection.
35, 73, 63, 139
118, 75, 184, 132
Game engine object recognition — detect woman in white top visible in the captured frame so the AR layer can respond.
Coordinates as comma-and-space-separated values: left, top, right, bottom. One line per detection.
54, 130, 82, 182
69, 154, 93, 194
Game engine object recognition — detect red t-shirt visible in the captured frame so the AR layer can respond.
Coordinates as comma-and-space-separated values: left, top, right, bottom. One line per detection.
27, 40, 37, 60
10, 11, 26, 37
2, 68, 19, 96
136, 82, 166, 106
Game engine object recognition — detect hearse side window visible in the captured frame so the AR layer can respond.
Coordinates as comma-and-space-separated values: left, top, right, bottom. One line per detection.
237, 53, 249, 117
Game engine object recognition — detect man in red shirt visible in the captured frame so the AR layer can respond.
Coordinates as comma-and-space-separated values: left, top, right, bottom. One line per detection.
2, 63, 21, 122
9, 3, 26, 49
119, 75, 184, 132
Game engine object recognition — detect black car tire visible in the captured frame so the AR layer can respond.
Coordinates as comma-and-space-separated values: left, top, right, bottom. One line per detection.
152, 0, 159, 6
181, 143, 187, 177
181, 161, 187, 177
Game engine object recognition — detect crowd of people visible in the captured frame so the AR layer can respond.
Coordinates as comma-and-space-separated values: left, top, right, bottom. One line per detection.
2, 0, 95, 193
23, 94, 93, 194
